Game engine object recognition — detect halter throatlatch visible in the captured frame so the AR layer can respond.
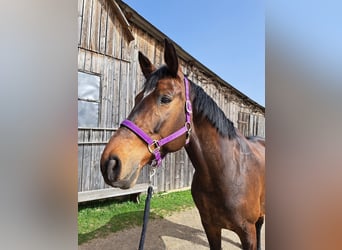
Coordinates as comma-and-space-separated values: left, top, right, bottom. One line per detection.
121, 77, 192, 167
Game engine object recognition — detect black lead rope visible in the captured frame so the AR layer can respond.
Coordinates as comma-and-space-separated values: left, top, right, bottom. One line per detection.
138, 185, 154, 250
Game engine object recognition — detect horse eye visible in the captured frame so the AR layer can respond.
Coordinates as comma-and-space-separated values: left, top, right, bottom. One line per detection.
160, 95, 172, 104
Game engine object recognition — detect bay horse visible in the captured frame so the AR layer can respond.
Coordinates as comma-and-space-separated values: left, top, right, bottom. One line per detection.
100, 39, 265, 250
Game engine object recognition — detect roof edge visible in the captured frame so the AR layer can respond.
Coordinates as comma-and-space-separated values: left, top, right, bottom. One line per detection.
117, 0, 264, 113
110, 0, 135, 42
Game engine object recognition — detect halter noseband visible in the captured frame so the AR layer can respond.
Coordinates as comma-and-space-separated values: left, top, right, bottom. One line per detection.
121, 77, 192, 167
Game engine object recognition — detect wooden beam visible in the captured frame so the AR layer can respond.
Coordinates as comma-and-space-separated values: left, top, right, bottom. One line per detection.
78, 183, 157, 202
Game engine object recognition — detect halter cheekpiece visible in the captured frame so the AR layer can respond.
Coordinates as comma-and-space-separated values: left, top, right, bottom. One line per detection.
121, 77, 192, 167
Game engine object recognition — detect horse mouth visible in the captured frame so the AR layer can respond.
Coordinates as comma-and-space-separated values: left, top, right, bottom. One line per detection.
107, 165, 141, 189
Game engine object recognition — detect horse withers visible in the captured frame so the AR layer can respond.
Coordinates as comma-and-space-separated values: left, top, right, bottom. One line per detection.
100, 39, 265, 250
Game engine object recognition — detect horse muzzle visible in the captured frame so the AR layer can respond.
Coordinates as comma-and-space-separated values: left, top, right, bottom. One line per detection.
101, 155, 140, 189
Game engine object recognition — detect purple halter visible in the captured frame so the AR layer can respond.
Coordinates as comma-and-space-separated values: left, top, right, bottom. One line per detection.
121, 77, 192, 167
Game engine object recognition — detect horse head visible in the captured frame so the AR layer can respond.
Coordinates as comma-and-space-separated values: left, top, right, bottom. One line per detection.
100, 39, 191, 189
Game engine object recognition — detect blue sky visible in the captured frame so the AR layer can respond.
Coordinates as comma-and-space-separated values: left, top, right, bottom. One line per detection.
123, 0, 265, 106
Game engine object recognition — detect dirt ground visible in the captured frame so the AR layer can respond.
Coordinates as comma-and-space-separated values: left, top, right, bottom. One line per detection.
79, 207, 265, 250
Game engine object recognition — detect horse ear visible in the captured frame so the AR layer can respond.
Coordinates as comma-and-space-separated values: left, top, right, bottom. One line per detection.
164, 39, 179, 77
138, 51, 156, 79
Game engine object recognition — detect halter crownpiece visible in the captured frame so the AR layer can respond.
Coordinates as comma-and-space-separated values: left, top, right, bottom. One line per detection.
121, 76, 192, 167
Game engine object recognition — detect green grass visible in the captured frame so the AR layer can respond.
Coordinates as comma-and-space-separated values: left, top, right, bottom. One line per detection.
78, 189, 195, 245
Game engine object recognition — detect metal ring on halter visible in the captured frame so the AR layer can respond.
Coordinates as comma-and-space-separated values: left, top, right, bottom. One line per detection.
186, 100, 192, 113
149, 168, 156, 179
148, 140, 160, 154
185, 122, 191, 134
150, 159, 158, 167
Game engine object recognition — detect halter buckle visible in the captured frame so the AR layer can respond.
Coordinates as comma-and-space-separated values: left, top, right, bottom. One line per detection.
148, 140, 160, 154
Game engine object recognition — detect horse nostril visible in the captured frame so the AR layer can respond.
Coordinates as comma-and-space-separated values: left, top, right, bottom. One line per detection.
107, 156, 121, 181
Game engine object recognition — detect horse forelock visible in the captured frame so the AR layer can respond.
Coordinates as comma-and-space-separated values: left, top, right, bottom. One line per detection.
142, 66, 170, 96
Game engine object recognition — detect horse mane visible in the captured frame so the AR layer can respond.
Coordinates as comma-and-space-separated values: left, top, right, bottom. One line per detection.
190, 80, 237, 139
142, 67, 236, 139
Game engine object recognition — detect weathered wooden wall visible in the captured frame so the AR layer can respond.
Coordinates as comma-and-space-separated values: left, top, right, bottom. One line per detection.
78, 0, 265, 196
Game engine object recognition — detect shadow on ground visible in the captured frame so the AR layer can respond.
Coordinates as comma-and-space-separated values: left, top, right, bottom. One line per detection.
79, 210, 242, 249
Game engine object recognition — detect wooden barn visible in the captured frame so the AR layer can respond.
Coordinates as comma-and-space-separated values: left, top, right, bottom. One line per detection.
78, 0, 265, 202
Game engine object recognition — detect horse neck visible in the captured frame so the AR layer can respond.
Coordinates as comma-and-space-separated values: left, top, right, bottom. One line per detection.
184, 113, 234, 176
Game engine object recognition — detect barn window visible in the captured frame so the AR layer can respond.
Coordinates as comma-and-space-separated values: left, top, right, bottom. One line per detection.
78, 71, 101, 127
238, 111, 250, 136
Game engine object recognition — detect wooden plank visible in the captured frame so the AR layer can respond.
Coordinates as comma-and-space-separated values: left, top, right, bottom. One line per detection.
124, 61, 133, 114
172, 153, 178, 190
153, 40, 162, 65
129, 32, 138, 103
136, 33, 147, 90
250, 114, 255, 136
153, 163, 159, 189
105, 4, 114, 57
78, 130, 85, 191
113, 58, 121, 126
99, 55, 108, 127
258, 115, 265, 137
254, 115, 258, 136
121, 62, 129, 122
78, 0, 84, 23
81, 146, 91, 191
113, 10, 122, 58
169, 154, 174, 191
90, 0, 101, 51
81, 130, 92, 191
228, 97, 233, 121
128, 48, 137, 112
89, 131, 101, 190
255, 115, 259, 136
78, 146, 84, 191
118, 59, 126, 122
106, 57, 115, 127
231, 101, 236, 126
78, 48, 86, 71
105, 57, 113, 127
95, 146, 104, 189
99, 55, 108, 128
179, 149, 185, 189
159, 159, 165, 192
99, 0, 108, 54
183, 151, 189, 188
175, 151, 182, 189
78, 183, 156, 202
84, 49, 92, 72
95, 131, 105, 189
90, 52, 98, 73
78, 0, 84, 46
162, 156, 168, 192
99, 55, 106, 127
121, 29, 131, 62
137, 165, 146, 185
225, 94, 230, 119
81, 0, 92, 49
88, 131, 96, 190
